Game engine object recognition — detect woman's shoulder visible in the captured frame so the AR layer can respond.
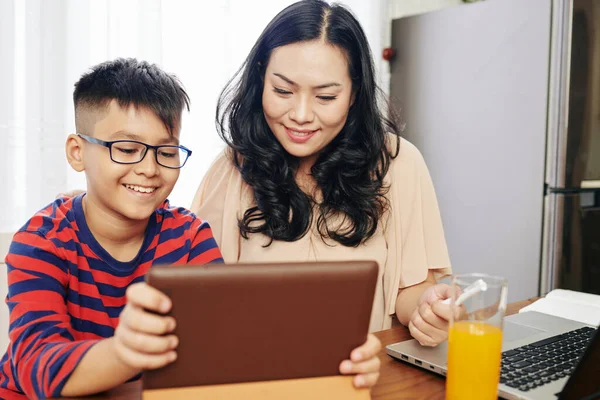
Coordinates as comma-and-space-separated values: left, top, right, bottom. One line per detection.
385, 134, 428, 177
191, 148, 240, 212
203, 148, 241, 187
207, 147, 236, 173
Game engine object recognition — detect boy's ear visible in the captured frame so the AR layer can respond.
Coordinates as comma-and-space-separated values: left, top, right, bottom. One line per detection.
66, 134, 85, 172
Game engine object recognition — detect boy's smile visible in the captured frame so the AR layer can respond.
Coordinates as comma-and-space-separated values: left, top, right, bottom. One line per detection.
124, 184, 157, 194
123, 183, 159, 197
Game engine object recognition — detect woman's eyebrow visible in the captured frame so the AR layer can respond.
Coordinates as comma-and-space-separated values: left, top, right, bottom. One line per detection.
273, 73, 341, 89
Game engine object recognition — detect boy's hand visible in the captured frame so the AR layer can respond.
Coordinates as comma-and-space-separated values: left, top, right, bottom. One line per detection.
339, 333, 382, 388
112, 282, 178, 370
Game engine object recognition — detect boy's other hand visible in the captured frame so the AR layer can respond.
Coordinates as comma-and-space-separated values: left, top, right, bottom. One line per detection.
56, 189, 85, 199
112, 282, 178, 371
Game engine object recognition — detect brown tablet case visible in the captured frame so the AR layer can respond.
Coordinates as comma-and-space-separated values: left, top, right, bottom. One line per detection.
142, 261, 378, 391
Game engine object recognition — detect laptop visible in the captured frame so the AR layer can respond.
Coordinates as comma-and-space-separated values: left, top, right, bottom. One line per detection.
386, 311, 599, 399
142, 261, 378, 391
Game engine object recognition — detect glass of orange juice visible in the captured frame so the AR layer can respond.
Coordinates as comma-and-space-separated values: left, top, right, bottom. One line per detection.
446, 273, 507, 400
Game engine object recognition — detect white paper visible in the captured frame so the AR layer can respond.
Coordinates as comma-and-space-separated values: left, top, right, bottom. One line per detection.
518, 289, 600, 327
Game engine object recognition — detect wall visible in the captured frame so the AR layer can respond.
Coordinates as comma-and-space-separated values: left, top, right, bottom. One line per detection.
388, 0, 464, 19
580, 0, 600, 181
0, 262, 6, 354
389, 0, 552, 302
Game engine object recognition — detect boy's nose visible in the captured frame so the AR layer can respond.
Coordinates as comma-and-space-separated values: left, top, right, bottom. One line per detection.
134, 149, 160, 176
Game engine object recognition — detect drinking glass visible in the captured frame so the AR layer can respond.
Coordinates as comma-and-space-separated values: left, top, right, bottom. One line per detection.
445, 273, 508, 400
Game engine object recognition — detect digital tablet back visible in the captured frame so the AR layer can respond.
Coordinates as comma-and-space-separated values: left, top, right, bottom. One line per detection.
142, 261, 378, 390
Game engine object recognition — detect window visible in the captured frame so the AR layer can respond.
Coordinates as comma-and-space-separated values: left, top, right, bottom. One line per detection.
0, 0, 384, 240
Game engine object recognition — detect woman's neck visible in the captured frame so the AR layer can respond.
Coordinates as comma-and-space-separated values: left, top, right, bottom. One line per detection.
296, 155, 319, 197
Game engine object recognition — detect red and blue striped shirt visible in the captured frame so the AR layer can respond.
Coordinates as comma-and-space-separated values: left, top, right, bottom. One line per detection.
0, 195, 223, 399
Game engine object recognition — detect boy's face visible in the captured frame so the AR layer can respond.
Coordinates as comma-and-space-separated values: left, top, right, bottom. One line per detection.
77, 100, 181, 222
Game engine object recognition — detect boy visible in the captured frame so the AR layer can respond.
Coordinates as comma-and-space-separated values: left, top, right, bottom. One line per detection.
0, 58, 223, 399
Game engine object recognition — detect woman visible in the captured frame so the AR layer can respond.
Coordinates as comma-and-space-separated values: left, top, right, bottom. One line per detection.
192, 0, 454, 389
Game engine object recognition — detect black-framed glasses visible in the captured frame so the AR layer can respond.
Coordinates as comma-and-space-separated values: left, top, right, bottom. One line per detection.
77, 133, 192, 169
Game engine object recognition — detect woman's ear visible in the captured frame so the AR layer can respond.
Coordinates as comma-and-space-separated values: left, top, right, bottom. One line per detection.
66, 134, 85, 172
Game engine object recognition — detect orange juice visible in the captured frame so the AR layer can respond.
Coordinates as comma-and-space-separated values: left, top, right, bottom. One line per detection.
446, 321, 503, 400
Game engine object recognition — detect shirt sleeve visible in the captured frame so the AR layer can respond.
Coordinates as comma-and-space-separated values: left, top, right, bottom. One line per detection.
4, 231, 98, 399
383, 138, 452, 318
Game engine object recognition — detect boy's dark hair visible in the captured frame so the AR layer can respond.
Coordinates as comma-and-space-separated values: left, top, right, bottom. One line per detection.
73, 58, 190, 135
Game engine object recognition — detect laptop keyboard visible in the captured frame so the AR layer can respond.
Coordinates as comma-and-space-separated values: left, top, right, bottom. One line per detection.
500, 326, 596, 393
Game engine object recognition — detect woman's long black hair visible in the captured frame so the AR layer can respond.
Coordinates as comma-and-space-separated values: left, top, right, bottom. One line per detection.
216, 0, 402, 247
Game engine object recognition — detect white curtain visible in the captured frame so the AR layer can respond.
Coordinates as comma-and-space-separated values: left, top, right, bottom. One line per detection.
0, 0, 386, 238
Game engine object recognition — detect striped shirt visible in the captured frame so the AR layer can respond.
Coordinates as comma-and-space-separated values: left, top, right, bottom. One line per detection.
0, 194, 223, 399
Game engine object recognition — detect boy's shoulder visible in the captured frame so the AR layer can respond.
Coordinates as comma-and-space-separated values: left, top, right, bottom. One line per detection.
8, 196, 80, 263
17, 196, 79, 239
155, 200, 208, 229
153, 201, 217, 251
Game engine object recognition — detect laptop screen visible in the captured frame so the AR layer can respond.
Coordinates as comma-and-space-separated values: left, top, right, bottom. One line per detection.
558, 327, 600, 400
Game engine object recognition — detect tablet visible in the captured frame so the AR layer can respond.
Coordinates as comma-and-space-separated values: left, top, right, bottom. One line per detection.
142, 261, 378, 390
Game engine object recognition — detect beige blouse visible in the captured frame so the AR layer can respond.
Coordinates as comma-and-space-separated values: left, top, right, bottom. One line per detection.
191, 137, 452, 332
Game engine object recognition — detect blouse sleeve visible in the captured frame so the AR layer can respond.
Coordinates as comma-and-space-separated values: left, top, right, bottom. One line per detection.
383, 138, 452, 317
190, 150, 243, 263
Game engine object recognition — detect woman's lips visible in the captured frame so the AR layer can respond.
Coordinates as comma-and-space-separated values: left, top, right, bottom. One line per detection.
285, 126, 318, 143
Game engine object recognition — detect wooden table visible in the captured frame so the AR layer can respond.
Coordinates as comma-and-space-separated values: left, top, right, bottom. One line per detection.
58, 298, 538, 400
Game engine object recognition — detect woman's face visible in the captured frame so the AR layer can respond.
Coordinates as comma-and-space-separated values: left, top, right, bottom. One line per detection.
262, 40, 354, 164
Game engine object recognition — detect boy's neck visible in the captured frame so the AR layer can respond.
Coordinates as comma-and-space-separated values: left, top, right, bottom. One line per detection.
82, 195, 149, 262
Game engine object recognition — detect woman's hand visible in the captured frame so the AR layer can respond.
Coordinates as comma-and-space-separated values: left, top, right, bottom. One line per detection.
56, 189, 85, 199
408, 283, 453, 347
339, 333, 382, 389
112, 282, 179, 371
